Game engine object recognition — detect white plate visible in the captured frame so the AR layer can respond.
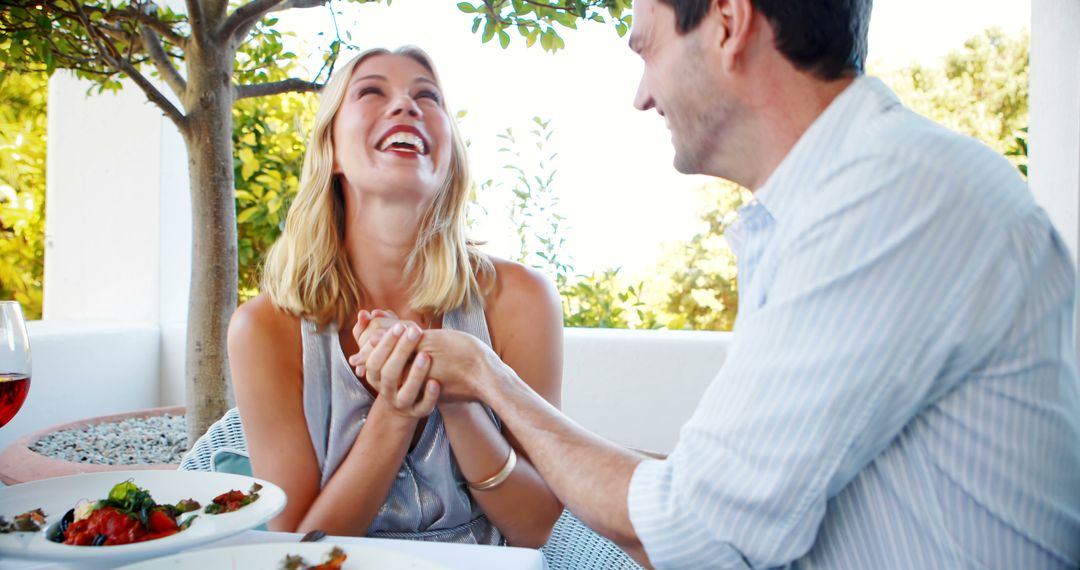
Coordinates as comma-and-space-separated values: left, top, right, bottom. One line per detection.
114, 542, 449, 569
0, 469, 286, 565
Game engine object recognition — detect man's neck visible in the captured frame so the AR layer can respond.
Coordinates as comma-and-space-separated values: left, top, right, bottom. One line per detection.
743, 71, 855, 191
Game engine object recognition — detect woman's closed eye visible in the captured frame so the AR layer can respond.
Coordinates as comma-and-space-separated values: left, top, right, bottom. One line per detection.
415, 89, 441, 103
355, 85, 383, 99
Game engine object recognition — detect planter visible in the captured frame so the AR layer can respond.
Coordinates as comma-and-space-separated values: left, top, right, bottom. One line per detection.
0, 405, 185, 486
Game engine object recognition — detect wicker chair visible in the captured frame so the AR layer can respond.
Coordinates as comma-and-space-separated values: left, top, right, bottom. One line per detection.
179, 406, 248, 472
179, 407, 644, 570
541, 509, 644, 569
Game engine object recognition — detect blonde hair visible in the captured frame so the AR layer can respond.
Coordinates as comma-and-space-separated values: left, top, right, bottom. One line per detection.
262, 46, 493, 327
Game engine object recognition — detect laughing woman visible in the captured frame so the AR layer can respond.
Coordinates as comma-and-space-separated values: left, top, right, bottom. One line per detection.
227, 46, 564, 546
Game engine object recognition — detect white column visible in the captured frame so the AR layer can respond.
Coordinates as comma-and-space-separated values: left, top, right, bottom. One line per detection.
1030, 0, 1080, 263
43, 73, 191, 406
1029, 0, 1080, 356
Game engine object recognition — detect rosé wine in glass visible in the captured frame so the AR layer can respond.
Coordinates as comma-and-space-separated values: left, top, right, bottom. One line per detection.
0, 301, 31, 428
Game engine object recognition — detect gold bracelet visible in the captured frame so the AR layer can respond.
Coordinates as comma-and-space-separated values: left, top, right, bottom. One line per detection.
468, 447, 517, 491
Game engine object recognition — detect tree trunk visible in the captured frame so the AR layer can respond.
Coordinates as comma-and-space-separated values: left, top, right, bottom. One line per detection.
181, 38, 238, 444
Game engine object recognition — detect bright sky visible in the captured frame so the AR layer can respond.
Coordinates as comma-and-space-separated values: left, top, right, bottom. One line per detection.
279, 0, 1030, 277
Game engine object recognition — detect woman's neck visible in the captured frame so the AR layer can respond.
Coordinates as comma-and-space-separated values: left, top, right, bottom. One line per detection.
341, 188, 431, 317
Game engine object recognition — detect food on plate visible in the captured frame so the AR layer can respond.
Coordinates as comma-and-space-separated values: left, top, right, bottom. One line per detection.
0, 508, 46, 533
281, 546, 348, 570
204, 483, 262, 514
45, 480, 200, 546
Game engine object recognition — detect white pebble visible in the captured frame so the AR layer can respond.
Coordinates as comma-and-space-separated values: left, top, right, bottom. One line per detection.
30, 414, 189, 465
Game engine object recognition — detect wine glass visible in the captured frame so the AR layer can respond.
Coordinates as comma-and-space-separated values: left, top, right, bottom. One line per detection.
0, 301, 31, 428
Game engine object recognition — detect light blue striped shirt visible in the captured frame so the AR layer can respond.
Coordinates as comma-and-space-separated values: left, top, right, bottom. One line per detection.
627, 76, 1080, 569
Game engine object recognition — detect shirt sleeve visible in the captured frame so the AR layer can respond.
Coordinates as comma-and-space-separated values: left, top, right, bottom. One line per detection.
626, 156, 1034, 568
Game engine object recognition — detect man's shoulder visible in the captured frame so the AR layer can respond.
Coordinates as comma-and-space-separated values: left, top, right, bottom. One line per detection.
828, 100, 1033, 225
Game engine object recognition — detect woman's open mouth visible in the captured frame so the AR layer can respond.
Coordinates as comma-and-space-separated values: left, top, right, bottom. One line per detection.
377, 126, 429, 158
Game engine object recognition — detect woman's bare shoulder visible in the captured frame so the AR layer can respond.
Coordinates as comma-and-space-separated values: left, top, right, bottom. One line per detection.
485, 257, 560, 308
228, 293, 302, 366
482, 258, 562, 351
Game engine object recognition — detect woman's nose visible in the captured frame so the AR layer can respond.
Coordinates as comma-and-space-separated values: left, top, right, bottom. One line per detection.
388, 93, 421, 118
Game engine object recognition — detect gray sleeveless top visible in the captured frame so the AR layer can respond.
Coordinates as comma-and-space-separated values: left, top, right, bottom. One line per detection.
300, 302, 503, 545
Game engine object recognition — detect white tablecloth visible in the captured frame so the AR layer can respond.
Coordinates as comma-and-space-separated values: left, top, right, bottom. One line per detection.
0, 530, 547, 570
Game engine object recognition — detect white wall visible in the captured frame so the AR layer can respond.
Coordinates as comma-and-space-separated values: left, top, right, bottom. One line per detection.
44, 74, 163, 322
157, 106, 192, 406
563, 328, 730, 453
43, 72, 191, 405
0, 321, 160, 451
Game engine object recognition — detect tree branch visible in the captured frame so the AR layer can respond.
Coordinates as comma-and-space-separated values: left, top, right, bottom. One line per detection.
235, 78, 322, 100
219, 0, 279, 43
221, 0, 328, 45
185, 0, 207, 44
112, 51, 187, 128
139, 25, 188, 100
101, 7, 189, 48
73, 1, 186, 128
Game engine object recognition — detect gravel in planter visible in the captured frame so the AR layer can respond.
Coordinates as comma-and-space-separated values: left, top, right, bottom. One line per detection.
30, 413, 189, 466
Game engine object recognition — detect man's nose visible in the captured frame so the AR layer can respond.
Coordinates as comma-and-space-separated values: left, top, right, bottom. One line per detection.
633, 76, 654, 112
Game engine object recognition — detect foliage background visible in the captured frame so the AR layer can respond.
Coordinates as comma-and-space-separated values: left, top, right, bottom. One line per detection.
0, 69, 47, 319
0, 28, 1030, 328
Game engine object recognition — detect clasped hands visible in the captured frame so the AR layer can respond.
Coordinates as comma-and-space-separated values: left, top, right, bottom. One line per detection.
346, 310, 494, 418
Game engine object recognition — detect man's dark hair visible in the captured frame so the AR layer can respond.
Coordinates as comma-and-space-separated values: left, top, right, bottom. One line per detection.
659, 0, 872, 80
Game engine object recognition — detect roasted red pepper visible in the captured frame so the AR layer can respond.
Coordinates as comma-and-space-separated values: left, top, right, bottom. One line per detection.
63, 507, 144, 546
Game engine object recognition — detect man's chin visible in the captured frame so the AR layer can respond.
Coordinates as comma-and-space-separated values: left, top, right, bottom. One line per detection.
672, 153, 702, 175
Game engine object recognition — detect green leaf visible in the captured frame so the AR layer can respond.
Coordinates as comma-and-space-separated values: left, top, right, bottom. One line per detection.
108, 481, 140, 505
237, 206, 261, 224
554, 12, 578, 30
482, 19, 496, 43
457, 2, 476, 13
238, 147, 257, 180
499, 30, 511, 49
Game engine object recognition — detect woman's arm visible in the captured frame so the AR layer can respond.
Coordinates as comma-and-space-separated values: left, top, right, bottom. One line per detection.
228, 294, 429, 535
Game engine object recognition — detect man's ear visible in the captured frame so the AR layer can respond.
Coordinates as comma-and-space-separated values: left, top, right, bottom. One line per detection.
714, 0, 755, 71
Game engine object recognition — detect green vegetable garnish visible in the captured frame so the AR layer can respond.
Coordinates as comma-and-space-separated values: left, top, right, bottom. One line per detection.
104, 480, 159, 527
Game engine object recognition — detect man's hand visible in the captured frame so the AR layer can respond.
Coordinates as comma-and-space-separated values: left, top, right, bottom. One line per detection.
350, 321, 504, 404
415, 329, 506, 402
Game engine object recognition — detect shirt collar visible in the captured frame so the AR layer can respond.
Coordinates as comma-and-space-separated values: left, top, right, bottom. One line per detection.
753, 76, 902, 223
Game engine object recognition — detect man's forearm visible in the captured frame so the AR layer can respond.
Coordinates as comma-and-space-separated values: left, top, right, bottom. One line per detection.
479, 362, 653, 566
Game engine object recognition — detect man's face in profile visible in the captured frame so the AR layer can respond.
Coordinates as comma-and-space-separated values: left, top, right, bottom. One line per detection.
630, 0, 737, 177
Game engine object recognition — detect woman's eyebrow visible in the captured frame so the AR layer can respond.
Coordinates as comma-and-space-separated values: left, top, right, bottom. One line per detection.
350, 74, 386, 86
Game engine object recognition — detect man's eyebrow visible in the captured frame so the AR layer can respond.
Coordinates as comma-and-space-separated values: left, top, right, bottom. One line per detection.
415, 77, 438, 88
